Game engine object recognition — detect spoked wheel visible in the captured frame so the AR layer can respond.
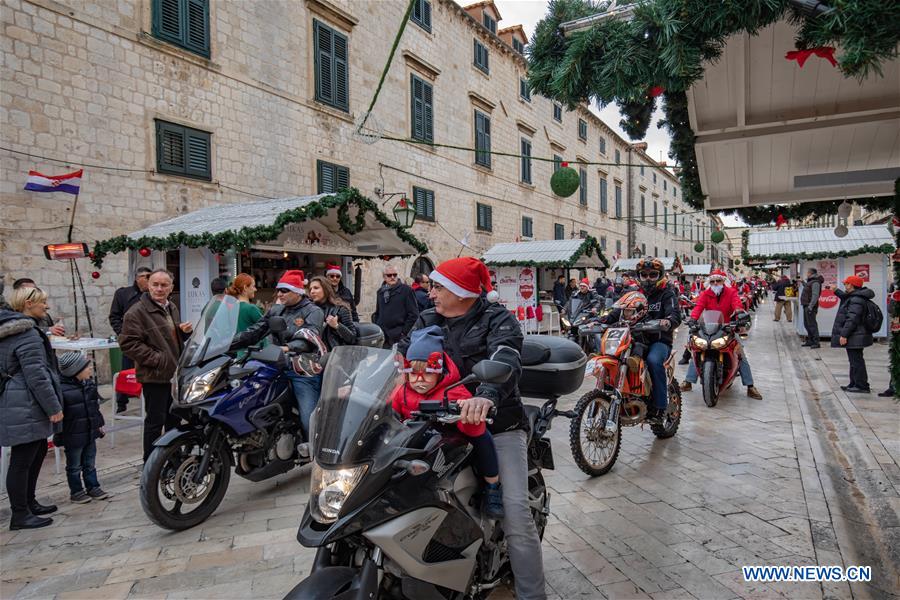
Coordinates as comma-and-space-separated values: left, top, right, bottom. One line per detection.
140, 436, 231, 530
528, 471, 549, 541
651, 381, 682, 438
569, 389, 621, 477
701, 360, 719, 407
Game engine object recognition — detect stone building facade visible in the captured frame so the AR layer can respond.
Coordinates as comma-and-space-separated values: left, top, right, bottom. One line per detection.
1, 0, 718, 329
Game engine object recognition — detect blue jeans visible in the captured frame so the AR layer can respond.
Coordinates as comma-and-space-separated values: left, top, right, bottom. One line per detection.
64, 440, 100, 494
285, 370, 322, 437
685, 353, 754, 386
646, 342, 671, 410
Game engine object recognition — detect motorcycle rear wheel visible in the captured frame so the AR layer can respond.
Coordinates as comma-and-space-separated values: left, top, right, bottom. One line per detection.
569, 389, 621, 477
702, 361, 719, 408
651, 382, 682, 438
140, 437, 231, 530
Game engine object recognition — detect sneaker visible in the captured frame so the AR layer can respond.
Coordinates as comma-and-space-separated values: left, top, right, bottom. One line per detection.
87, 487, 109, 500
483, 482, 505, 520
747, 386, 763, 400
645, 408, 664, 425
801, 341, 812, 347
679, 382, 692, 392
877, 388, 895, 398
808, 344, 820, 349
115, 403, 128, 414
70, 491, 92, 504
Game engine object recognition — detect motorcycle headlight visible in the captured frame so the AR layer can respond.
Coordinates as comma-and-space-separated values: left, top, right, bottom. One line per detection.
181, 367, 222, 405
309, 462, 368, 524
561, 317, 571, 328
691, 336, 708, 350
711, 337, 728, 349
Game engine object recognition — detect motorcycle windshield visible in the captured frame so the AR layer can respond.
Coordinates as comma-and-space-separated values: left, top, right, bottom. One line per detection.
314, 345, 407, 469
568, 297, 583, 316
700, 310, 725, 336
180, 295, 241, 368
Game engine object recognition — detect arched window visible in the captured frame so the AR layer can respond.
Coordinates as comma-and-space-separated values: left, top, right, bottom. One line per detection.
411, 256, 435, 279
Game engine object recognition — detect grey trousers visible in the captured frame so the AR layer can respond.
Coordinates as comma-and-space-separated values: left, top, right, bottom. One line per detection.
494, 429, 547, 600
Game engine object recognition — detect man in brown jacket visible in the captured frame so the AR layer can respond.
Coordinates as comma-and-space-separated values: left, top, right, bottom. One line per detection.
119, 270, 192, 461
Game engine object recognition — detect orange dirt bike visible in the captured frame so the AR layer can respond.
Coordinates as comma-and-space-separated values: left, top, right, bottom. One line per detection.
568, 319, 683, 476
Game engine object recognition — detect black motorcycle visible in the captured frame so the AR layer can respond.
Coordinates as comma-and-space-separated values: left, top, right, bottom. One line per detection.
284, 337, 586, 599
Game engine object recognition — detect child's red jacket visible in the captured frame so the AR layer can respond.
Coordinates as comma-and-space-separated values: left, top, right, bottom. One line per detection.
388, 352, 485, 437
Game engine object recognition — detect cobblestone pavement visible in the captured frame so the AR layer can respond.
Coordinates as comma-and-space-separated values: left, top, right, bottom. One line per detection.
2, 302, 898, 599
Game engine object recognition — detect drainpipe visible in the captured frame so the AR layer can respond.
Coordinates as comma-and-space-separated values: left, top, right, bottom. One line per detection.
626, 143, 647, 258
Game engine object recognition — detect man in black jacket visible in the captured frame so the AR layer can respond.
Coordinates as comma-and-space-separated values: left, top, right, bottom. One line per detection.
108, 267, 151, 412
372, 266, 418, 348
398, 257, 544, 600
800, 268, 824, 349
325, 264, 359, 322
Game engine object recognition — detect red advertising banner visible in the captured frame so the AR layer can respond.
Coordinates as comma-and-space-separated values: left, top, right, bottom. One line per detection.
854, 264, 870, 282
818, 288, 839, 310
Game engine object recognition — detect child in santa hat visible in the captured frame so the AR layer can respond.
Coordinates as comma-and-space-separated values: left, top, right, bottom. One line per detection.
389, 325, 504, 519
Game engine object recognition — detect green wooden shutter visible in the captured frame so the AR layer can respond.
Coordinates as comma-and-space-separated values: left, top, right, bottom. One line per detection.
333, 30, 349, 111
184, 0, 209, 56
156, 121, 185, 173
600, 178, 607, 213
335, 164, 349, 191
185, 129, 210, 179
317, 160, 333, 194
411, 76, 424, 140
155, 0, 182, 44
579, 168, 587, 205
315, 21, 334, 106
422, 81, 433, 142
485, 205, 492, 231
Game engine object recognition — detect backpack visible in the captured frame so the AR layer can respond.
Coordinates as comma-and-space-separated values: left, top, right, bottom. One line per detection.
863, 300, 883, 333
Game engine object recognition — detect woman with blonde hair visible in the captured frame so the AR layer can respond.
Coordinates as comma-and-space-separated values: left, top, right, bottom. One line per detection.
1, 287, 64, 529
225, 273, 264, 334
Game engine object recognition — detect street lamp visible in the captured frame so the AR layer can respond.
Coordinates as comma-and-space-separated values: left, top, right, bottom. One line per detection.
393, 197, 416, 229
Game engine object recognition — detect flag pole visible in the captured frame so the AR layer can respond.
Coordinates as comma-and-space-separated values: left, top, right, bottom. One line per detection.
72, 260, 94, 337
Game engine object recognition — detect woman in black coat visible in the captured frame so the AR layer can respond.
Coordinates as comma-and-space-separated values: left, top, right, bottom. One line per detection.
831, 277, 875, 392
307, 276, 358, 351
0, 288, 64, 530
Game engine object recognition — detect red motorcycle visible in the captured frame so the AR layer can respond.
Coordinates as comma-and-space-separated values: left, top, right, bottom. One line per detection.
686, 310, 750, 407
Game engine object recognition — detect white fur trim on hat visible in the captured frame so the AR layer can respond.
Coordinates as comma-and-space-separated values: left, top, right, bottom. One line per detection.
326, 265, 342, 276
429, 269, 479, 298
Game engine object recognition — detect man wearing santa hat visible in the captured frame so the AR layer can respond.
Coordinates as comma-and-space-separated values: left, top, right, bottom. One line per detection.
231, 270, 325, 440
324, 264, 359, 322
398, 257, 545, 600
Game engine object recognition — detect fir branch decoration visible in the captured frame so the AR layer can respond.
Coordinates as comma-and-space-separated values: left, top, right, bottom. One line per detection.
90, 188, 429, 269
721, 196, 893, 226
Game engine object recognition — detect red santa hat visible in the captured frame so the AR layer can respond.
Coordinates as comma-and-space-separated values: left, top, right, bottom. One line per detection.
579, 277, 590, 288
276, 270, 306, 294
325, 264, 342, 277
429, 257, 492, 299
709, 269, 728, 279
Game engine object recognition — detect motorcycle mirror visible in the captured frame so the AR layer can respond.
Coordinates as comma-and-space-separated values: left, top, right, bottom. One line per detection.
268, 315, 288, 333
471, 360, 513, 385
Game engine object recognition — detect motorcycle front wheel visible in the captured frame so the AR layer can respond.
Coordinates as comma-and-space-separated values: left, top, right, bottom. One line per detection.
701, 360, 719, 408
569, 389, 621, 477
140, 436, 232, 530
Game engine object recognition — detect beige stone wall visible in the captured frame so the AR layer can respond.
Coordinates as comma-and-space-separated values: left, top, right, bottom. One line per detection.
1, 0, 703, 329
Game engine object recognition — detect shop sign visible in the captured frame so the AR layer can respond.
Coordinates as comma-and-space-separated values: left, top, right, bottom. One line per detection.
818, 288, 839, 310
854, 264, 870, 282
278, 223, 356, 253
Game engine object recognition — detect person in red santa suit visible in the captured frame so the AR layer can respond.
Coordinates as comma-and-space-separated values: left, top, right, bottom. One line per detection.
398, 257, 546, 600
680, 270, 763, 400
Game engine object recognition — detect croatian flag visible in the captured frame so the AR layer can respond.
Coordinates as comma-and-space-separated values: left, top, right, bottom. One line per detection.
24, 169, 83, 195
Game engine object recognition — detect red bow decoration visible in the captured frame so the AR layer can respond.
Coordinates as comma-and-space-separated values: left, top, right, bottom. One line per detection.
775, 213, 787, 230
649, 86, 665, 98
785, 46, 837, 68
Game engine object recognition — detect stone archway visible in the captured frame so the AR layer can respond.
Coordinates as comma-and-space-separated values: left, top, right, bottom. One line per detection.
410, 256, 435, 279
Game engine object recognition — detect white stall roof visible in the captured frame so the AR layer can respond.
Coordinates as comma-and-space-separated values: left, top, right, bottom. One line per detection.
482, 239, 608, 268
747, 225, 893, 259
683, 264, 712, 276
611, 256, 682, 273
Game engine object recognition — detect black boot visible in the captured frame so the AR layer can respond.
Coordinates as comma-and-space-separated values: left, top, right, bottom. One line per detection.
29, 501, 58, 515
677, 350, 691, 365
10, 514, 53, 531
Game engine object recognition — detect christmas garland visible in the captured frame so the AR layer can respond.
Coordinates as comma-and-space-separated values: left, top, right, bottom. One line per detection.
528, 0, 900, 212
741, 226, 896, 262
719, 196, 894, 226
90, 188, 429, 269
484, 236, 609, 269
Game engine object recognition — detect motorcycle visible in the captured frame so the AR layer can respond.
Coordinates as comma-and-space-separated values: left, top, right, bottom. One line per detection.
678, 294, 695, 320
569, 319, 682, 477
283, 338, 585, 599
686, 310, 751, 408
562, 296, 608, 353
139, 295, 382, 530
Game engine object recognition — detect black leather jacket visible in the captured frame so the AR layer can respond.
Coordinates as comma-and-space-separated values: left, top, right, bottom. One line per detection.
231, 297, 324, 353
602, 284, 681, 345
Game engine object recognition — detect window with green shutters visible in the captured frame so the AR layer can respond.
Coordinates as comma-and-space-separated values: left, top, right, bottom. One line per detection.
473, 39, 489, 73
521, 216, 533, 238
614, 149, 621, 164
482, 13, 497, 33
316, 160, 349, 194
614, 184, 622, 217
663, 205, 668, 231
519, 78, 531, 102
598, 136, 606, 155
410, 74, 433, 143
599, 177, 608, 213
474, 111, 491, 168
654, 201, 658, 228
579, 167, 587, 206
412, 186, 435, 221
520, 138, 532, 184
579, 230, 588, 239
578, 119, 587, 141
152, 0, 210, 58
476, 202, 492, 232
600, 236, 607, 249
314, 20, 349, 112
512, 38, 524, 54
411, 0, 431, 32
616, 240, 622, 256
155, 120, 211, 180
640, 164, 645, 176
554, 223, 565, 240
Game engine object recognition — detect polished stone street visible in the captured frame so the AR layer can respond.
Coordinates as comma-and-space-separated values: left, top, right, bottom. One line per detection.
2, 303, 898, 600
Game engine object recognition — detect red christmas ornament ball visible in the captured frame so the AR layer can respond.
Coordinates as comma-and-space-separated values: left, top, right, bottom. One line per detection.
891, 290, 900, 303
88, 251, 95, 259
139, 247, 151, 257
91, 271, 101, 279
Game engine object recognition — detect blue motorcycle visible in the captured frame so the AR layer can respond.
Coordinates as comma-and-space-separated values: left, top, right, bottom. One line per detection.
139, 295, 382, 530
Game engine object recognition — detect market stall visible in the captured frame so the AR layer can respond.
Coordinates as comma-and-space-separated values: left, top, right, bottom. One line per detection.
482, 238, 608, 334
745, 225, 895, 340
89, 189, 428, 324
610, 256, 682, 276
